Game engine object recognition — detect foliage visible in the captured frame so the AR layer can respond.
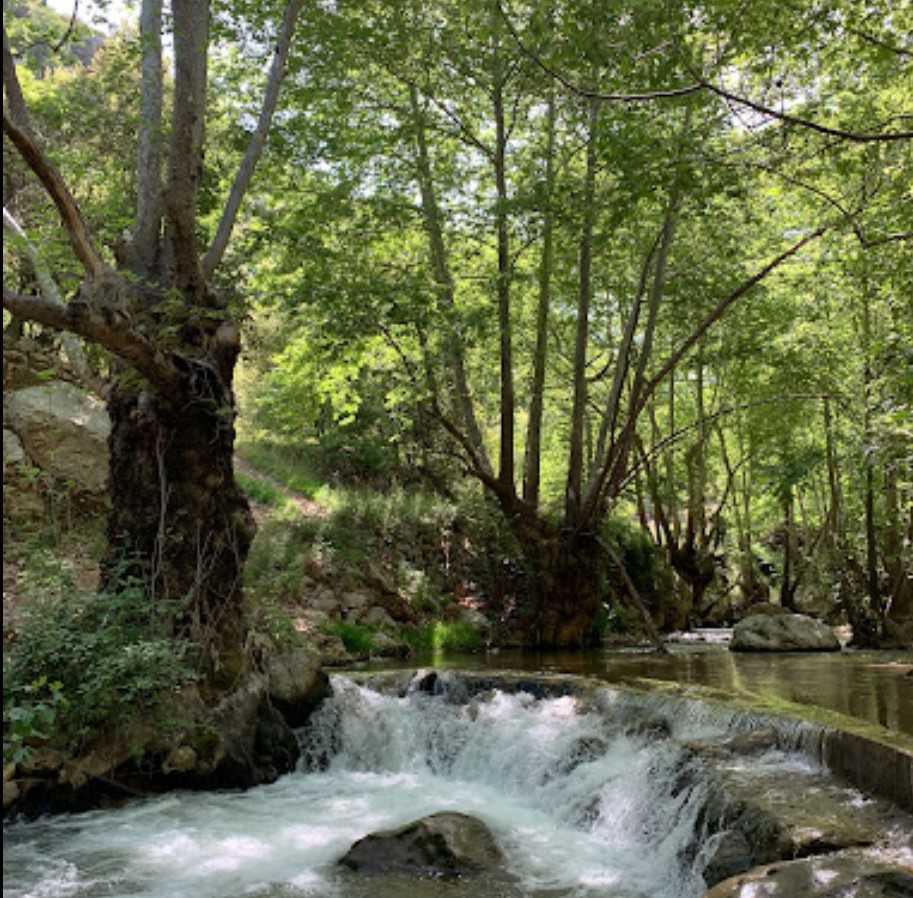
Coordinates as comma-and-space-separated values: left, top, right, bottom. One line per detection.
404, 620, 485, 655
323, 621, 375, 656
4, 553, 196, 751
236, 471, 285, 508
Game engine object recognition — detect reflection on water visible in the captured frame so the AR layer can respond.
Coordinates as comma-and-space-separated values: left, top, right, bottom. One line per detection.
367, 643, 913, 737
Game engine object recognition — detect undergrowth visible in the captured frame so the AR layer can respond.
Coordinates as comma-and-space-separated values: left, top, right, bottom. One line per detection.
3, 550, 196, 761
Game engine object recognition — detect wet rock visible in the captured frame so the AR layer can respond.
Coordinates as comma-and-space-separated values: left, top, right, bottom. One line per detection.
339, 812, 504, 878
731, 613, 840, 652
701, 850, 913, 898
3, 780, 20, 810
161, 746, 197, 774
266, 647, 331, 727
557, 736, 608, 774
5, 382, 110, 493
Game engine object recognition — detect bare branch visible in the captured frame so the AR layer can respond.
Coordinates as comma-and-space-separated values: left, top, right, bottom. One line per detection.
203, 0, 305, 277
2, 287, 176, 391
699, 79, 913, 143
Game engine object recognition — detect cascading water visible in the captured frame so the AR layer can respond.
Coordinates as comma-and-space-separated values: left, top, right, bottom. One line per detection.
4, 671, 891, 898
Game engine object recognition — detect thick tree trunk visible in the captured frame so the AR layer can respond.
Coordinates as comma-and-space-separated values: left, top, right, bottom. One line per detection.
102, 350, 255, 683
524, 531, 605, 647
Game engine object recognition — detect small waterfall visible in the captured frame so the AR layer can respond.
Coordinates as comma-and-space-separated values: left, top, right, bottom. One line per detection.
298, 675, 711, 897
8, 671, 888, 898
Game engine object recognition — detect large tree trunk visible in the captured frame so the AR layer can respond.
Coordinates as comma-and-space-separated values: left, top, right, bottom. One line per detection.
102, 323, 254, 682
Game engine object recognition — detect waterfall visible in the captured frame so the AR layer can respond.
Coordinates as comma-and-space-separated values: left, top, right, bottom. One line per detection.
4, 672, 851, 898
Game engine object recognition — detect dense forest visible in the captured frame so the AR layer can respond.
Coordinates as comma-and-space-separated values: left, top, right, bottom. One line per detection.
2, 0, 912, 778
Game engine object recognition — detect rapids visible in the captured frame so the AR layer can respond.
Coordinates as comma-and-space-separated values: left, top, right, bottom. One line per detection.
2, 672, 903, 898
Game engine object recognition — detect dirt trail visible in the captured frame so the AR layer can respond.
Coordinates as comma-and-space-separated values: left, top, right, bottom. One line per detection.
233, 456, 328, 520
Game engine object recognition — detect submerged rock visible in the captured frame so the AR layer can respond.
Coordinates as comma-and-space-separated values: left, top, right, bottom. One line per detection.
338, 812, 505, 878
730, 613, 840, 652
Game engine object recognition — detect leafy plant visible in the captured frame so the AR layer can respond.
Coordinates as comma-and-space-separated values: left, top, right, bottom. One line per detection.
323, 621, 375, 655
4, 568, 196, 751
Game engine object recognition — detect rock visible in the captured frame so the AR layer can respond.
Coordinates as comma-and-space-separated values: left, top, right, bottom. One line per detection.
340, 590, 373, 612
361, 605, 397, 630
310, 591, 342, 615
266, 647, 331, 728
703, 830, 755, 886
5, 382, 110, 493
18, 748, 65, 776
3, 428, 26, 468
701, 851, 913, 898
731, 613, 840, 652
557, 736, 608, 774
161, 746, 197, 774
370, 631, 412, 659
338, 812, 505, 878
3, 780, 20, 810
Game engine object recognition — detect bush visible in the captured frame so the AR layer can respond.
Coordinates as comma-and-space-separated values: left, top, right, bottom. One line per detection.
4, 554, 196, 752
323, 621, 375, 655
403, 620, 484, 654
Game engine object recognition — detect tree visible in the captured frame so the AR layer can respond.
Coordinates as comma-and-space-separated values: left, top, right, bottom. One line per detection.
3, 0, 305, 679
248, 0, 909, 646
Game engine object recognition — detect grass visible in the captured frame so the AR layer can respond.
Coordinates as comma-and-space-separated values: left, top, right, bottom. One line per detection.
404, 620, 485, 654
236, 472, 285, 507
323, 621, 375, 655
235, 439, 325, 498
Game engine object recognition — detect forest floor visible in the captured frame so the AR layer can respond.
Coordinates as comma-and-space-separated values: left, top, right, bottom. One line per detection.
234, 455, 328, 523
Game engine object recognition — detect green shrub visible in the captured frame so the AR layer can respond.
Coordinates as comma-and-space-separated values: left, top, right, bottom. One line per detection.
323, 621, 375, 655
403, 620, 484, 654
4, 558, 196, 752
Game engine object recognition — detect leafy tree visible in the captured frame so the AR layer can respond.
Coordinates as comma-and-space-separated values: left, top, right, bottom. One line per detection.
3, 0, 306, 678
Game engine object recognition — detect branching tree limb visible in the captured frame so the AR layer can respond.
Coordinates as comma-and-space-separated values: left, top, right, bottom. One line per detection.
203, 0, 305, 277
2, 287, 176, 390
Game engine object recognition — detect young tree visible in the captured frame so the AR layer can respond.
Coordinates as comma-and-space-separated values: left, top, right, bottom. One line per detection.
3, 0, 305, 677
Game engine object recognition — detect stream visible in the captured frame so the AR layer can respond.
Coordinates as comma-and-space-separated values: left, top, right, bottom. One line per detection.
5, 658, 912, 898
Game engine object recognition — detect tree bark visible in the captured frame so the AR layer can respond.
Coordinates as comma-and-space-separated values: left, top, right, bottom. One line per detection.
565, 98, 599, 524
522, 84, 555, 509
132, 0, 164, 275
408, 85, 492, 476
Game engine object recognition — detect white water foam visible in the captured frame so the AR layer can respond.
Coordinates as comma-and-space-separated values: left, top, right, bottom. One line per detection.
3, 677, 711, 898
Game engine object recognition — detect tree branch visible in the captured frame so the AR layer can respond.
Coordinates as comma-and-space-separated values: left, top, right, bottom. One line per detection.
2, 288, 176, 391
165, 0, 209, 297
132, 0, 164, 274
699, 79, 913, 143
3, 29, 107, 279
203, 0, 304, 277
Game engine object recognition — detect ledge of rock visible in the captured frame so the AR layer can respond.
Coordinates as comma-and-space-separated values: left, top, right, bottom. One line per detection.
702, 849, 913, 898
338, 812, 505, 878
730, 613, 840, 652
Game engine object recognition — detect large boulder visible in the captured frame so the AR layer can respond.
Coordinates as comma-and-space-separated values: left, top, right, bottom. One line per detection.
338, 812, 505, 878
5, 382, 110, 493
3, 428, 26, 468
731, 613, 840, 652
266, 647, 331, 727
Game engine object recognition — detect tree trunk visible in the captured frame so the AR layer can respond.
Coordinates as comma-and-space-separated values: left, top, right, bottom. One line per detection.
102, 349, 254, 682
522, 85, 556, 509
